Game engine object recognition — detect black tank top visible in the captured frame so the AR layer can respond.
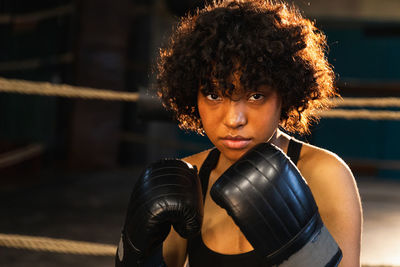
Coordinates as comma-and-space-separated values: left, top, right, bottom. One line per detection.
187, 138, 304, 267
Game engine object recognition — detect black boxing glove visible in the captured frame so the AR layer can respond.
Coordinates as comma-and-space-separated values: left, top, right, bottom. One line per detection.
210, 143, 342, 266
116, 159, 203, 267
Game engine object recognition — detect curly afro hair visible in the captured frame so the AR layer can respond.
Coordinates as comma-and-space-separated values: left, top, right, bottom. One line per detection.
156, 0, 337, 135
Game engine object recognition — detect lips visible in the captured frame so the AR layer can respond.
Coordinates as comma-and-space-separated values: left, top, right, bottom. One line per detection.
220, 135, 252, 150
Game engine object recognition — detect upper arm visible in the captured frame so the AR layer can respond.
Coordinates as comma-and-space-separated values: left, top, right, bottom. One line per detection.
301, 149, 362, 267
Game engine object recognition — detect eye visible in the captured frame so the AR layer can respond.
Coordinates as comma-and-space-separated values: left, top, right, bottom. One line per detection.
249, 93, 264, 101
206, 93, 221, 101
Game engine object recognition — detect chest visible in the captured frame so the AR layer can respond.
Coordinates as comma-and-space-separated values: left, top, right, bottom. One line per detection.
200, 171, 254, 254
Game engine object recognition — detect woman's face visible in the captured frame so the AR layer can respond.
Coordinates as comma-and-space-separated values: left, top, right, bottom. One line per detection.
198, 83, 282, 163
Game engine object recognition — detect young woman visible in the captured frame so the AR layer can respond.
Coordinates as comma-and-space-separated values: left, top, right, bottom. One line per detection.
116, 1, 362, 266
157, 1, 362, 266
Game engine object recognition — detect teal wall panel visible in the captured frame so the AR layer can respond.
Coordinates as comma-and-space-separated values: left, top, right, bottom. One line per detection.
308, 23, 400, 179
0, 94, 58, 144
311, 118, 400, 179
324, 27, 400, 81
311, 119, 397, 159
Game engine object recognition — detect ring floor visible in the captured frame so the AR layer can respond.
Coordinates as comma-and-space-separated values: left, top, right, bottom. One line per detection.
1, 168, 399, 267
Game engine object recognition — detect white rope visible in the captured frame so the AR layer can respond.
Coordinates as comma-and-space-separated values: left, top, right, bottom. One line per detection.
0, 4, 74, 24
0, 233, 115, 256
0, 233, 396, 266
319, 109, 400, 120
0, 77, 139, 102
1, 76, 400, 120
332, 97, 400, 108
0, 144, 44, 168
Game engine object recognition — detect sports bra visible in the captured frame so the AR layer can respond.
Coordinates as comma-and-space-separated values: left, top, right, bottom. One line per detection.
187, 138, 304, 267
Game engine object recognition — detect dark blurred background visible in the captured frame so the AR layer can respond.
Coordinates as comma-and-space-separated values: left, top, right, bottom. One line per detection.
0, 0, 399, 266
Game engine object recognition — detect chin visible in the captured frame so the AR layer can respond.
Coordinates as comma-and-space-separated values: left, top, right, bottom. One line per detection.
223, 149, 249, 163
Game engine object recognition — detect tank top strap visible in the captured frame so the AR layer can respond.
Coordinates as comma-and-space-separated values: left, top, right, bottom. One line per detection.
198, 148, 220, 201
287, 137, 303, 166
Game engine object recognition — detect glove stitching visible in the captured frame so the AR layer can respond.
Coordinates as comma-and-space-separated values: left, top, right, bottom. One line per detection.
232, 162, 292, 244
246, 157, 303, 230
253, 149, 316, 223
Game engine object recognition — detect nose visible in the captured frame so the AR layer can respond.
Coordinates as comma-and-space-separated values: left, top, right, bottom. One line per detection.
223, 100, 247, 129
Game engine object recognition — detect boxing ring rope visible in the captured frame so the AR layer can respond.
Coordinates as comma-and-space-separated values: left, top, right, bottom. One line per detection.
0, 77, 139, 102
0, 4, 74, 24
331, 97, 400, 108
0, 233, 115, 256
0, 233, 395, 267
319, 109, 400, 120
0, 233, 394, 266
1, 77, 400, 120
0, 143, 44, 169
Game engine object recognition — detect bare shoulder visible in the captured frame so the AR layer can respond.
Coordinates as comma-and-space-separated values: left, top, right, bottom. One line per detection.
298, 143, 354, 185
298, 142, 361, 214
182, 148, 214, 171
298, 142, 362, 266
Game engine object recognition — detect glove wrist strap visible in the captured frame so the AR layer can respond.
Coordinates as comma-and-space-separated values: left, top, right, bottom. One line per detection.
264, 212, 323, 265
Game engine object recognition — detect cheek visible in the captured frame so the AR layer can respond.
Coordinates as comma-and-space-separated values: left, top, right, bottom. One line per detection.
197, 99, 223, 144
252, 100, 281, 133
